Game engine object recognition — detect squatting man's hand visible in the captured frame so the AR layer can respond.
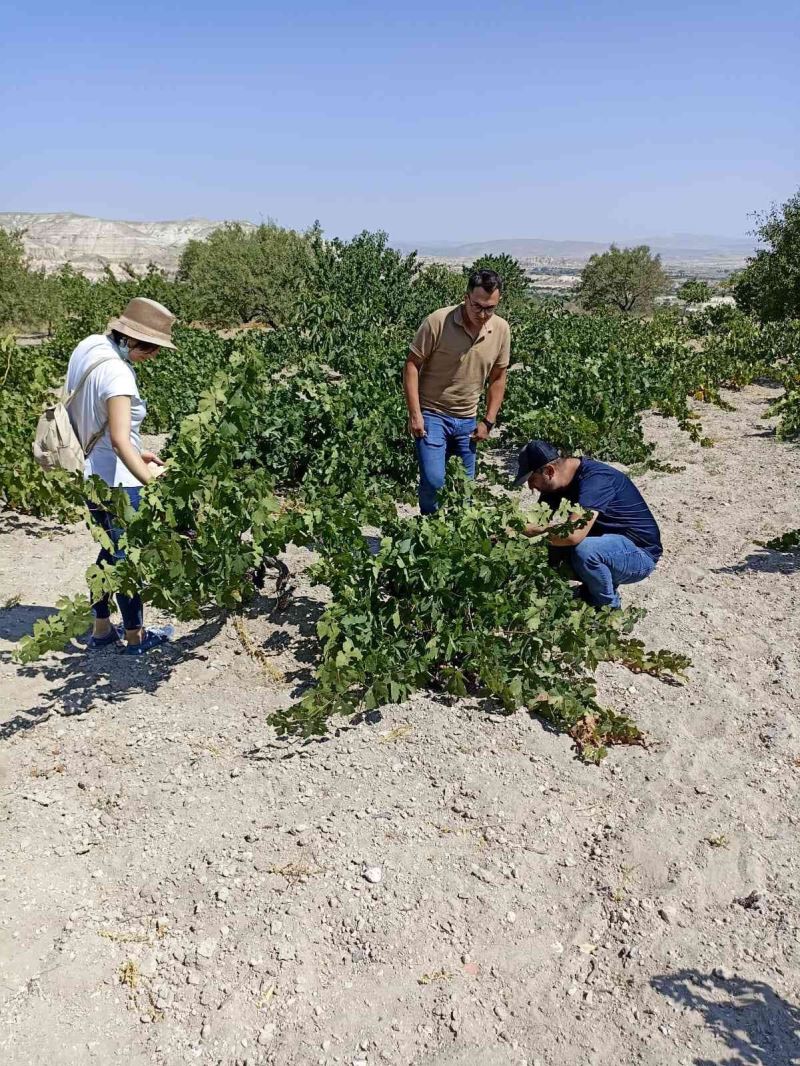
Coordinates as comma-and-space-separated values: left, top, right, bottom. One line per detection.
504, 523, 549, 538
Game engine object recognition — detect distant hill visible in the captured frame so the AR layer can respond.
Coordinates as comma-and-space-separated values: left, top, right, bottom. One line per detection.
0, 212, 251, 279
396, 234, 756, 263
0, 212, 756, 278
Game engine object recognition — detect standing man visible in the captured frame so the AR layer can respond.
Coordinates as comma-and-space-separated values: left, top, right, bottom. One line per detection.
513, 439, 662, 609
404, 269, 510, 514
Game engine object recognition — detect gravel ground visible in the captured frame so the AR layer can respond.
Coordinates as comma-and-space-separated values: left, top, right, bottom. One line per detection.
1, 384, 799, 1066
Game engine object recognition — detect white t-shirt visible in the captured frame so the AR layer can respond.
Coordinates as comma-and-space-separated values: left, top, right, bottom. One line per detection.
65, 334, 147, 488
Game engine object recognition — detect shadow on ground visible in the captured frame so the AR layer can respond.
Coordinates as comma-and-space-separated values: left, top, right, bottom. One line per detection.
651, 969, 800, 1066
716, 547, 800, 576
2, 615, 226, 742
0, 511, 76, 538
1, 583, 326, 744
0, 604, 58, 641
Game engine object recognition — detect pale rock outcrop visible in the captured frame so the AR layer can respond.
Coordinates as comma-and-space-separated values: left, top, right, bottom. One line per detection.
0, 212, 252, 279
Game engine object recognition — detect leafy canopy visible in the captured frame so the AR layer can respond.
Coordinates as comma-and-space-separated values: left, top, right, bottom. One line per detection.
677, 278, 712, 304
578, 244, 670, 315
733, 188, 800, 322
463, 253, 530, 301
177, 221, 321, 327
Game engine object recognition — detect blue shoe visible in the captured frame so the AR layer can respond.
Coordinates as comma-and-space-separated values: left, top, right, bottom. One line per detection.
88, 624, 124, 649
122, 625, 174, 656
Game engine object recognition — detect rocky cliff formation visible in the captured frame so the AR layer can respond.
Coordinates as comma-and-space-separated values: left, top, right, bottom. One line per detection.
0, 212, 244, 278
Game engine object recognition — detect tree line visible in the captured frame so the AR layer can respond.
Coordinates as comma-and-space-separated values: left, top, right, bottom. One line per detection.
1, 187, 797, 333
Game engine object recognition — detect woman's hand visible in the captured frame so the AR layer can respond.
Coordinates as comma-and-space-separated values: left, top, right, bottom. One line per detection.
141, 451, 167, 479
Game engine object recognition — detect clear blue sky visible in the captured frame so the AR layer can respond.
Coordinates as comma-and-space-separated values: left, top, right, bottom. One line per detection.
2, 1, 797, 243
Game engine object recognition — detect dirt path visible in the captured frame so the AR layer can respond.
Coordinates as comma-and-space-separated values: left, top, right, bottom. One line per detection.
1, 385, 799, 1066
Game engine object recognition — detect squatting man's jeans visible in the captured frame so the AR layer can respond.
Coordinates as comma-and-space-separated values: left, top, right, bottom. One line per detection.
552, 533, 656, 609
415, 410, 477, 514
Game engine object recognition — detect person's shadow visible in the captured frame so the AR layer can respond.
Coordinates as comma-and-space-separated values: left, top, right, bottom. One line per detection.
651, 969, 800, 1065
1, 611, 225, 742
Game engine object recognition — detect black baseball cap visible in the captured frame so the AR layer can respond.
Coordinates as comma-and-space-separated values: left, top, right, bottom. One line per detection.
513, 439, 561, 486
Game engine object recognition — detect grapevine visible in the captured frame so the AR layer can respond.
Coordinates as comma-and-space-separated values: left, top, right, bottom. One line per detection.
6, 232, 799, 759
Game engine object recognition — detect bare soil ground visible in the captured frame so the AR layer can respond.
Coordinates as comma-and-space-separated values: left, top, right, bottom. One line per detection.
1, 385, 799, 1066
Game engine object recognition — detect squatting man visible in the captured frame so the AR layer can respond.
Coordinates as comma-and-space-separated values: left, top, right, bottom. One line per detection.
513, 439, 662, 609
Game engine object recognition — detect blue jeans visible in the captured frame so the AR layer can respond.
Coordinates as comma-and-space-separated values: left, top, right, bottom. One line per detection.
568, 534, 656, 609
415, 410, 477, 514
87, 486, 144, 631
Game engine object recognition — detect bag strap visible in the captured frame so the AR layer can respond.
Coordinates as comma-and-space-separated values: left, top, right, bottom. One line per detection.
64, 344, 124, 455
64, 346, 121, 408
83, 424, 108, 458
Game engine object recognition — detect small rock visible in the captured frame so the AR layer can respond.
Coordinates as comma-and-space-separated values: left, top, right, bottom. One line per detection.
216, 887, 230, 903
139, 952, 158, 977
658, 906, 677, 924
363, 866, 382, 884
471, 865, 500, 887
258, 1024, 275, 1045
734, 891, 762, 911
712, 966, 735, 981
197, 938, 218, 960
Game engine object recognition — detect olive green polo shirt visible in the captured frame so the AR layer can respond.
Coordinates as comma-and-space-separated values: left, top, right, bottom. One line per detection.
410, 304, 511, 418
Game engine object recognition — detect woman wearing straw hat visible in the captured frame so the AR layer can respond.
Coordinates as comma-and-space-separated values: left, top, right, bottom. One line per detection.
65, 297, 177, 655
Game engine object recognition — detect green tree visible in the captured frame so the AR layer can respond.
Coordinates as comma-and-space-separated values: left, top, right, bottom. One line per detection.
177, 221, 319, 327
676, 278, 712, 304
0, 228, 30, 327
578, 244, 670, 315
464, 253, 530, 299
733, 189, 800, 321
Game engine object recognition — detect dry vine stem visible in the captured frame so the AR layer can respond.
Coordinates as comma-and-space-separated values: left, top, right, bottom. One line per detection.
232, 615, 284, 682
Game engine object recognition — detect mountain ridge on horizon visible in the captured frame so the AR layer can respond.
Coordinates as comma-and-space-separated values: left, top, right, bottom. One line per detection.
394, 233, 756, 261
0, 211, 755, 276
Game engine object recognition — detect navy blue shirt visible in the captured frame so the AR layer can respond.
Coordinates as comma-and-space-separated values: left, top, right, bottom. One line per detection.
540, 458, 662, 561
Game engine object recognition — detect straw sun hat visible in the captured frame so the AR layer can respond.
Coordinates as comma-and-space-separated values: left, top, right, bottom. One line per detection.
108, 297, 177, 350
